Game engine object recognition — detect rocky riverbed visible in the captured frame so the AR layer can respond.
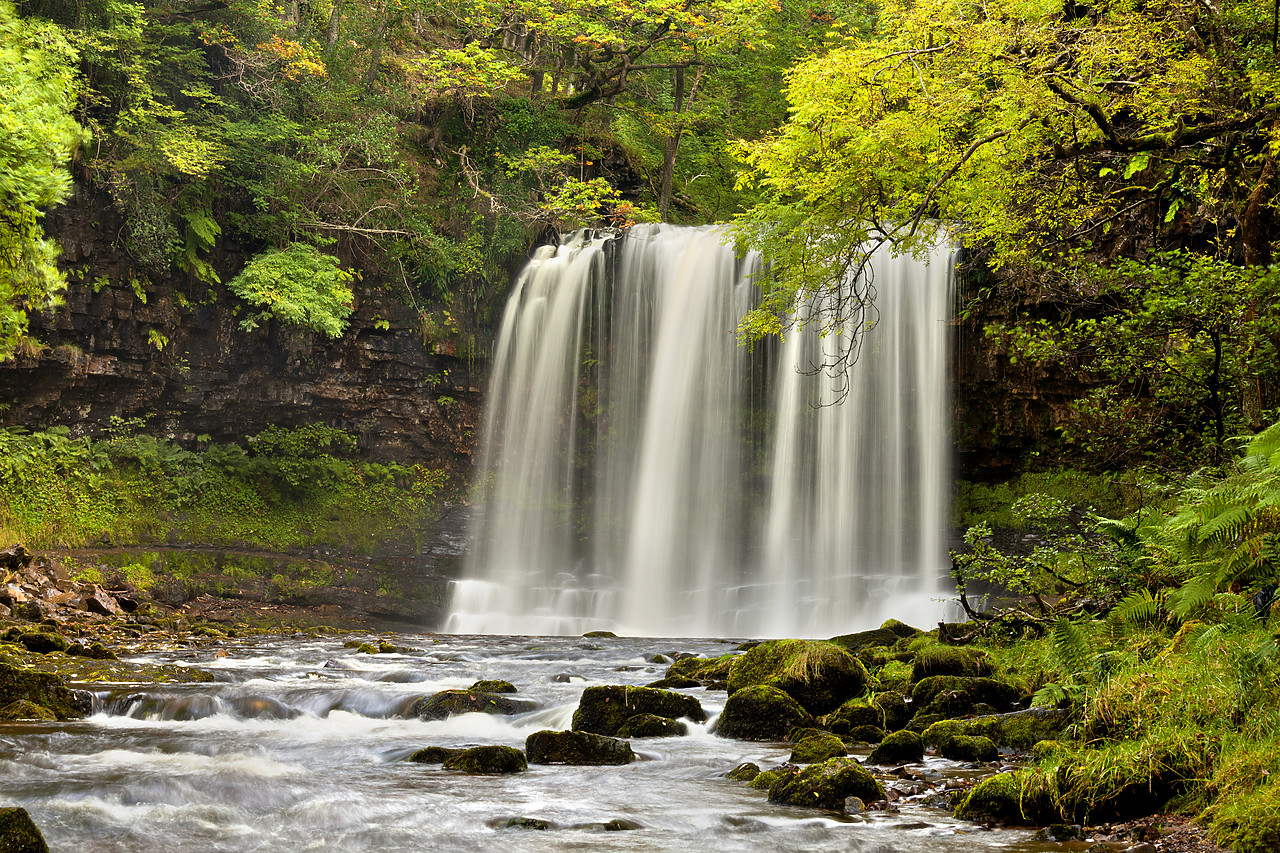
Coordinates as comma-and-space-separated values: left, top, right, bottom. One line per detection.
0, 547, 1227, 853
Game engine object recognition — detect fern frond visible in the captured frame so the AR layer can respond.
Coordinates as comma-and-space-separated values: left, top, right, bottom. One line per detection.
1050, 618, 1094, 678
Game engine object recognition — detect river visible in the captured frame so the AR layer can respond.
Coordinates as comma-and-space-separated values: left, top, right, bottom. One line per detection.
1, 632, 1057, 852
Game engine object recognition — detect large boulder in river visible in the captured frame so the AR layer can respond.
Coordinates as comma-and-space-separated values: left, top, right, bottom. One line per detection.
442, 745, 527, 774
616, 713, 687, 738
0, 663, 90, 721
714, 684, 812, 741
410, 689, 536, 720
765, 757, 884, 809
0, 806, 50, 853
727, 640, 868, 715
571, 685, 705, 736
866, 730, 924, 765
526, 730, 635, 765
661, 654, 736, 689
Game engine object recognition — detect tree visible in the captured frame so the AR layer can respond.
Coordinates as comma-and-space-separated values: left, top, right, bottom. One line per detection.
0, 0, 84, 358
736, 0, 1280, 384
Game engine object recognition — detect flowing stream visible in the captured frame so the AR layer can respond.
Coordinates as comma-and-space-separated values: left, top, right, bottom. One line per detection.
450, 225, 956, 638
1, 633, 1056, 852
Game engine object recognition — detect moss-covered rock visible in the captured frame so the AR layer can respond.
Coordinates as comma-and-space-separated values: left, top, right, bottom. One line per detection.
0, 807, 50, 853
987, 708, 1072, 748
408, 746, 463, 763
909, 676, 1020, 714
940, 734, 999, 762
866, 729, 923, 765
0, 700, 56, 721
490, 816, 551, 830
828, 628, 900, 652
571, 685, 705, 736
727, 640, 868, 715
470, 680, 517, 694
410, 689, 536, 720
665, 654, 735, 689
526, 729, 635, 764
66, 642, 117, 661
789, 732, 847, 763
844, 724, 886, 743
616, 713, 687, 738
872, 691, 910, 731
582, 630, 616, 638
714, 684, 813, 741
820, 698, 880, 734
16, 633, 68, 655
0, 662, 89, 720
442, 745, 527, 774
953, 770, 1055, 825
880, 619, 921, 638
748, 768, 788, 790
726, 762, 760, 782
910, 646, 995, 683
766, 757, 885, 809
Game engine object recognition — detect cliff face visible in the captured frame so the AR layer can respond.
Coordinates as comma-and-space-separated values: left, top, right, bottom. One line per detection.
0, 185, 484, 467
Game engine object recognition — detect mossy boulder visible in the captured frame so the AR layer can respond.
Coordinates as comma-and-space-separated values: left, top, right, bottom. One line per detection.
17, 633, 68, 655
940, 734, 999, 762
726, 762, 760, 782
616, 713, 687, 738
66, 642, 117, 661
910, 646, 995, 682
410, 689, 536, 720
728, 640, 868, 715
880, 619, 921, 638
582, 630, 616, 638
526, 729, 635, 765
470, 680, 517, 694
766, 757, 885, 809
490, 816, 551, 830
789, 732, 847, 763
866, 729, 923, 765
844, 724, 886, 743
0, 700, 56, 721
748, 768, 788, 790
0, 807, 50, 853
820, 698, 880, 734
828, 628, 900, 653
0, 662, 89, 720
408, 746, 463, 763
872, 691, 910, 731
571, 685, 705, 736
714, 684, 813, 741
909, 676, 1020, 716
665, 654, 735, 689
986, 708, 1072, 749
442, 745, 527, 774
954, 770, 1055, 825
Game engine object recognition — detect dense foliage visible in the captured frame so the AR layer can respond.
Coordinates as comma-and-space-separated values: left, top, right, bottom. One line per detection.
0, 421, 450, 552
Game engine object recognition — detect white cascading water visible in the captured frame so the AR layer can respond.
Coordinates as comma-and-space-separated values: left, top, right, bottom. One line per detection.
447, 224, 954, 637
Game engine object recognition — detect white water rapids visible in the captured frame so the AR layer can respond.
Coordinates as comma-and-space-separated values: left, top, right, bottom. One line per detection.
0, 634, 1059, 852
450, 225, 955, 637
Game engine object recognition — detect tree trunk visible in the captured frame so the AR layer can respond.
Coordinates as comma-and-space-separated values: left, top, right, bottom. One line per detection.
326, 0, 344, 50
657, 66, 685, 222
1240, 157, 1274, 429
365, 0, 390, 89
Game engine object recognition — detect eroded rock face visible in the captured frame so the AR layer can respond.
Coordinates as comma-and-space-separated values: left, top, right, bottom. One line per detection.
0, 184, 484, 470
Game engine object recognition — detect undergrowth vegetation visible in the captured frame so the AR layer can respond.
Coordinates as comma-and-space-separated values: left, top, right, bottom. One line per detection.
0, 421, 451, 553
956, 420, 1280, 850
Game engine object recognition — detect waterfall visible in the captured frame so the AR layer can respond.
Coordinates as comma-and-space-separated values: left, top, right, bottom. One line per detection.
447, 224, 954, 638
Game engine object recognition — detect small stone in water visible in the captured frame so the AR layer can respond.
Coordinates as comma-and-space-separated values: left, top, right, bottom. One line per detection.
844, 797, 866, 813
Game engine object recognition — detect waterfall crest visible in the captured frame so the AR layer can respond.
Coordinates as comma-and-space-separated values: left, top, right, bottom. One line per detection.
447, 224, 954, 637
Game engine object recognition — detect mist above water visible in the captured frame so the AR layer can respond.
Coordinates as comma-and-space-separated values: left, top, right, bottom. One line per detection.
450, 224, 955, 637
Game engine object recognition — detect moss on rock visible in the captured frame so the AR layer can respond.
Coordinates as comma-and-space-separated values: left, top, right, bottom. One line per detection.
526, 729, 635, 765
867, 729, 924, 765
954, 770, 1055, 825
714, 684, 813, 741
726, 762, 760, 782
789, 732, 847, 763
820, 698, 880, 734
442, 745, 527, 774
0, 700, 56, 721
16, 633, 68, 655
572, 685, 705, 736
0, 662, 89, 720
844, 724, 886, 743
410, 689, 536, 720
940, 734, 999, 762
616, 713, 687, 738
0, 807, 50, 853
470, 680, 517, 694
665, 654, 735, 689
408, 746, 463, 763
766, 757, 885, 809
727, 640, 868, 715
872, 691, 910, 731
910, 646, 995, 682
